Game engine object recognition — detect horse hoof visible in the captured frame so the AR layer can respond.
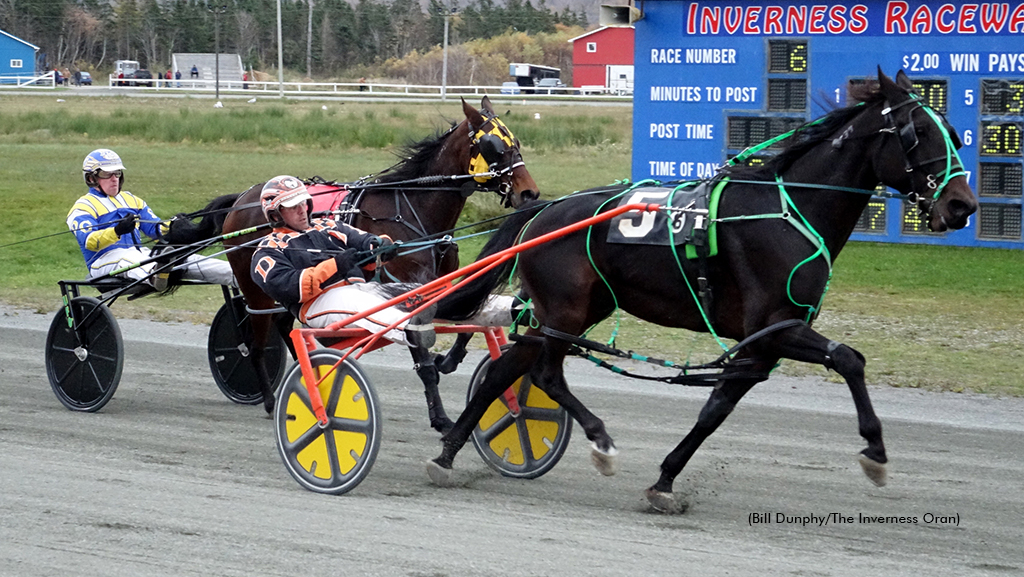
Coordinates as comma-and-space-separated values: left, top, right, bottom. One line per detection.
858, 454, 888, 487
645, 488, 688, 514
426, 460, 455, 487
590, 442, 619, 476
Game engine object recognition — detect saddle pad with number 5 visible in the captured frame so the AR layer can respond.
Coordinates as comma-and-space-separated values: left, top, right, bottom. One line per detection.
605, 180, 725, 259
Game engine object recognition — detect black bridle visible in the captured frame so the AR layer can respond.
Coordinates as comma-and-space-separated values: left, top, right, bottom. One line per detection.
878, 95, 967, 219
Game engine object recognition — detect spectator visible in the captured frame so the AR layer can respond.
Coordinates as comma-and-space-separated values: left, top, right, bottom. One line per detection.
54, 69, 62, 85
190, 65, 199, 78
243, 72, 248, 90
73, 70, 82, 86
175, 69, 181, 87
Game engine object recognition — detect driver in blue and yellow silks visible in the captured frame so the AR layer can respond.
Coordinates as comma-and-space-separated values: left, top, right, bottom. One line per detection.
67, 148, 235, 290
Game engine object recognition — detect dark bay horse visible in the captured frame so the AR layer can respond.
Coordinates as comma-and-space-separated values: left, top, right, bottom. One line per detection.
166, 97, 538, 422
427, 70, 978, 511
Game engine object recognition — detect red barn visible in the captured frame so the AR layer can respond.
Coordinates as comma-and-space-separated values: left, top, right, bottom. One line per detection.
568, 26, 635, 94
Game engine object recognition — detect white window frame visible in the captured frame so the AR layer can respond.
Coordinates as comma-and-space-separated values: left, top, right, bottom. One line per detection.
10, 59, 23, 68
586, 42, 597, 53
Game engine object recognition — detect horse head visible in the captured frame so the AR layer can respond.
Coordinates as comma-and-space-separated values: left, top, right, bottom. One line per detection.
875, 68, 977, 231
461, 96, 539, 208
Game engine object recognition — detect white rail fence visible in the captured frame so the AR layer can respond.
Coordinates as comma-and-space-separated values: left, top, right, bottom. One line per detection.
103, 76, 633, 99
0, 71, 57, 88
0, 71, 632, 99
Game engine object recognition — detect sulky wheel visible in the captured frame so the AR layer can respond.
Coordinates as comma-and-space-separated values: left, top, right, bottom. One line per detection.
45, 296, 124, 412
208, 300, 288, 405
468, 349, 572, 479
274, 349, 382, 495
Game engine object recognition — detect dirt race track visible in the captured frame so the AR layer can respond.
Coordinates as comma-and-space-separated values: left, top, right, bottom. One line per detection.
1, 304, 1022, 577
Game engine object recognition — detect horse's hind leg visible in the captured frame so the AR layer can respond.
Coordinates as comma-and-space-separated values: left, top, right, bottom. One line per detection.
428, 340, 541, 485
531, 338, 618, 475
760, 323, 887, 486
409, 346, 455, 433
647, 369, 765, 513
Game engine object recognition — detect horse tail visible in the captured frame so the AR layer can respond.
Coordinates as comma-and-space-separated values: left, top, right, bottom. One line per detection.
436, 200, 546, 321
163, 193, 241, 245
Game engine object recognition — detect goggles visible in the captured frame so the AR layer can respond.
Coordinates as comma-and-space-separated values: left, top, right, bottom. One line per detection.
96, 169, 123, 180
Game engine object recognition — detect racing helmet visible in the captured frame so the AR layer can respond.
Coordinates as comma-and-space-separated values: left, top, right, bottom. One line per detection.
83, 148, 126, 191
261, 175, 313, 226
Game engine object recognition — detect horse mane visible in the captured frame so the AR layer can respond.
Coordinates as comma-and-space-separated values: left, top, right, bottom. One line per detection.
375, 122, 460, 185
725, 80, 886, 180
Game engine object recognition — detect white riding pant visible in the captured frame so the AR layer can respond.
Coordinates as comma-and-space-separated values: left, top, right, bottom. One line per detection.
88, 247, 236, 287
301, 282, 515, 347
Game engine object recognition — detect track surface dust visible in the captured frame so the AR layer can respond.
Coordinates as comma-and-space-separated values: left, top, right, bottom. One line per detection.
1, 306, 1022, 576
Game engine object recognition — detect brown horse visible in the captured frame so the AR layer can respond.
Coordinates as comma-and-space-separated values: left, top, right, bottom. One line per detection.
167, 97, 538, 422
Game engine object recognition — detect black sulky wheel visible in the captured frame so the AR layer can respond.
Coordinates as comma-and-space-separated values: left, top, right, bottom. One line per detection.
468, 349, 572, 479
274, 349, 382, 495
45, 296, 124, 412
207, 300, 288, 405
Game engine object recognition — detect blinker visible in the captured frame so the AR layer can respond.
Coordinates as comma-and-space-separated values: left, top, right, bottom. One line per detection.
477, 133, 507, 165
899, 120, 918, 152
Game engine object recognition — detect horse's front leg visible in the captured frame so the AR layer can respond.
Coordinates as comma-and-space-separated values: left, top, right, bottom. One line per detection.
434, 332, 471, 374
247, 310, 278, 414
758, 322, 887, 485
647, 367, 764, 513
409, 346, 454, 433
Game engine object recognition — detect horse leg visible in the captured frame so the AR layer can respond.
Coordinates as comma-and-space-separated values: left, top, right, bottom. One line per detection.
247, 310, 278, 414
530, 338, 618, 475
756, 323, 887, 486
434, 332, 471, 375
274, 311, 297, 360
427, 340, 541, 485
409, 346, 455, 433
646, 371, 764, 513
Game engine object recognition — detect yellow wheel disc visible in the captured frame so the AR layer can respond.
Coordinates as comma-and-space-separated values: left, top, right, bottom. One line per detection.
274, 350, 381, 494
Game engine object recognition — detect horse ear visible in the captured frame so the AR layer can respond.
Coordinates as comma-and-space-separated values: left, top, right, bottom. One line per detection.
877, 67, 901, 99
462, 97, 486, 131
480, 95, 495, 116
894, 69, 913, 90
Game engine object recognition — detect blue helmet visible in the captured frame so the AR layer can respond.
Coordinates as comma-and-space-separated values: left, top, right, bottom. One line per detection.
83, 148, 126, 190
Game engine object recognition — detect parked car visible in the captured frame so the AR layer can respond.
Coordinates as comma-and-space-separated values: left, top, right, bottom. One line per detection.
536, 77, 566, 94
130, 69, 153, 86
500, 81, 521, 95
78, 71, 92, 86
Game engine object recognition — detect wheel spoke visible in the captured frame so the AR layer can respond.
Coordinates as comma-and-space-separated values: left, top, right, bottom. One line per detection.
478, 412, 516, 443
283, 423, 324, 454
518, 406, 565, 422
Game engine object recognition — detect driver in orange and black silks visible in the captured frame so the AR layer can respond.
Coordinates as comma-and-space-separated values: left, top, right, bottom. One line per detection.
249, 175, 428, 346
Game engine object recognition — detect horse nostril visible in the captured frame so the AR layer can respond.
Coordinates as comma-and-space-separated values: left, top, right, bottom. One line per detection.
522, 189, 539, 202
950, 198, 977, 218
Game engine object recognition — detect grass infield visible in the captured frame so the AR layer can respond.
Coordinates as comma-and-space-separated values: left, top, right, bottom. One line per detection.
1, 94, 1020, 396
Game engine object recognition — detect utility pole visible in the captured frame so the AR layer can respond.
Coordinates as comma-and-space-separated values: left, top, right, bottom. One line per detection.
441, 3, 457, 102
277, 0, 284, 98
209, 5, 227, 103
306, 0, 314, 78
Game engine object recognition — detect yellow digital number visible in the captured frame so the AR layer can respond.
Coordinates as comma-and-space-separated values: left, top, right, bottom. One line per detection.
789, 44, 807, 72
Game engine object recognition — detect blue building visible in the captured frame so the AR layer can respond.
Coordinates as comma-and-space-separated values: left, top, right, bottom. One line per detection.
0, 29, 39, 83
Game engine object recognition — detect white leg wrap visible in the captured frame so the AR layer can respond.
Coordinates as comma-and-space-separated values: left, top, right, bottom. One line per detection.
456, 294, 515, 326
